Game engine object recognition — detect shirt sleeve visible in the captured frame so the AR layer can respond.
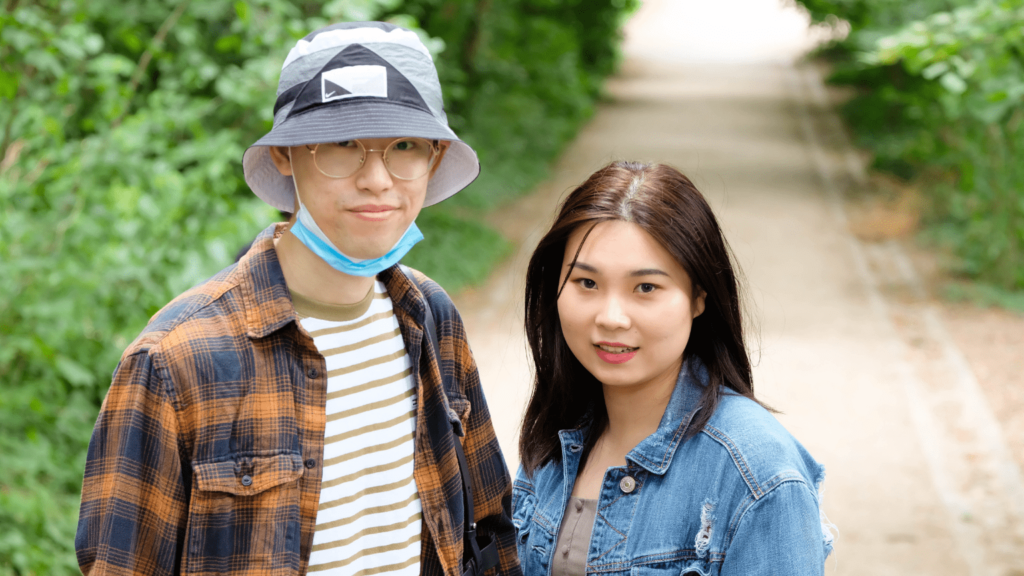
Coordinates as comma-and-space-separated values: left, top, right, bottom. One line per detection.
76, 350, 189, 576
453, 310, 523, 576
720, 479, 830, 576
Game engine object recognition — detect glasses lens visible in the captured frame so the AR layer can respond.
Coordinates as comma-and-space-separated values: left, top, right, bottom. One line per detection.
384, 138, 436, 180
312, 141, 364, 178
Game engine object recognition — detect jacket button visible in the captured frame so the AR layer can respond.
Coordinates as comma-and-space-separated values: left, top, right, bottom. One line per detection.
619, 475, 636, 494
305, 459, 316, 469
307, 367, 319, 379
241, 474, 253, 486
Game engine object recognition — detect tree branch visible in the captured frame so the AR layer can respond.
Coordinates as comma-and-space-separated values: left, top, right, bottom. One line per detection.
112, 0, 190, 127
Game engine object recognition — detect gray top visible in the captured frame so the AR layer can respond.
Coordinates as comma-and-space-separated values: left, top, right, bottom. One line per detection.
552, 497, 598, 576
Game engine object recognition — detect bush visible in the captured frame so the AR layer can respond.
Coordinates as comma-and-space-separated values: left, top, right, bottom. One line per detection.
0, 0, 637, 573
793, 0, 1024, 290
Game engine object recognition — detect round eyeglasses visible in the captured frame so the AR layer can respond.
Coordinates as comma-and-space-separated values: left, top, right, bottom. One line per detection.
305, 138, 441, 181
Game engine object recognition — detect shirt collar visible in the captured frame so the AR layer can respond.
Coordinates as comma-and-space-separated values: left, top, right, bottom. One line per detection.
239, 223, 299, 339
624, 356, 709, 475
236, 225, 427, 342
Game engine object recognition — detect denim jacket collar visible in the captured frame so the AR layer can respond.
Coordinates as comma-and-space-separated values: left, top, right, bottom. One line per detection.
625, 357, 708, 475
557, 357, 709, 477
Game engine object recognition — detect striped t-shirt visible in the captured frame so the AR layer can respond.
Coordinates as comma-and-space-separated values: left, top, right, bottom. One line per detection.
292, 281, 421, 576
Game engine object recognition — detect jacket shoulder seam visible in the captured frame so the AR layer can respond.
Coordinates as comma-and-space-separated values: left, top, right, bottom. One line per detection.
142, 275, 241, 352
702, 424, 763, 498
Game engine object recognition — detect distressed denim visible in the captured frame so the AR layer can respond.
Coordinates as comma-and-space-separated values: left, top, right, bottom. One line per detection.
512, 359, 834, 576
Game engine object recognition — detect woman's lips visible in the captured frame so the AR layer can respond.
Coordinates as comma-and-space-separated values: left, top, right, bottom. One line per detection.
594, 342, 638, 364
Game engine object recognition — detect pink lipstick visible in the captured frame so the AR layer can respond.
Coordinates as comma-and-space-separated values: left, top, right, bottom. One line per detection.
594, 341, 638, 364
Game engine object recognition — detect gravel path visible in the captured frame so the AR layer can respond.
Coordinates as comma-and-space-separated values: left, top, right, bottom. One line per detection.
451, 1, 1024, 573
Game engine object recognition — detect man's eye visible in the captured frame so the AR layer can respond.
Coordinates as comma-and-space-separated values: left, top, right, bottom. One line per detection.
637, 283, 657, 294
336, 140, 358, 148
394, 139, 415, 151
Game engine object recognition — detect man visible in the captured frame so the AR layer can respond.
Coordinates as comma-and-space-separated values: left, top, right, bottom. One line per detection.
76, 22, 520, 576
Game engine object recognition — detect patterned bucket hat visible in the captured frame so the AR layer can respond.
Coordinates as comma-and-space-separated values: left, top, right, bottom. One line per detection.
242, 22, 479, 211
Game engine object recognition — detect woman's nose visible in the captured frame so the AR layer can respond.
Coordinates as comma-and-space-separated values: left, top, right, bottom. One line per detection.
595, 295, 631, 331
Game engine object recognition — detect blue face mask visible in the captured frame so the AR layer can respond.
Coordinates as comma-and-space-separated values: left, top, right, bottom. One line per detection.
288, 153, 424, 277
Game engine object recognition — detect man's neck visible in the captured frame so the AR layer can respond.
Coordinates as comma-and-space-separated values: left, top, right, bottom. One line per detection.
274, 227, 376, 305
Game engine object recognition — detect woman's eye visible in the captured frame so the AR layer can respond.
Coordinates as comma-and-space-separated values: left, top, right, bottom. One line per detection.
336, 140, 358, 148
394, 139, 415, 151
637, 283, 657, 294
578, 278, 597, 289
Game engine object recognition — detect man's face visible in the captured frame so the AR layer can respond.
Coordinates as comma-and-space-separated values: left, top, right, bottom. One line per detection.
270, 138, 446, 260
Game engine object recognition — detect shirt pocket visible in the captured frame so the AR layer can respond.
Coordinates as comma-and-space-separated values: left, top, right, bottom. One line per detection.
631, 561, 720, 576
511, 484, 537, 561
186, 452, 305, 574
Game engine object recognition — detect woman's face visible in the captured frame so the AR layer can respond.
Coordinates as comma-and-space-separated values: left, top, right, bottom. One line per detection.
557, 220, 705, 392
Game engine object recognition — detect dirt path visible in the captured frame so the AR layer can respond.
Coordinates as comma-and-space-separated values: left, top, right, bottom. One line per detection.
451, 1, 1024, 573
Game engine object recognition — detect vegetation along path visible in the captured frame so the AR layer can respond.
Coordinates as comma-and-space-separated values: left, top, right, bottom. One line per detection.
449, 0, 1024, 574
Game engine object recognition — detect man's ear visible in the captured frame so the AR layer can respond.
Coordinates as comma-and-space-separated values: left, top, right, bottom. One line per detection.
427, 141, 450, 179
693, 287, 707, 319
268, 146, 294, 176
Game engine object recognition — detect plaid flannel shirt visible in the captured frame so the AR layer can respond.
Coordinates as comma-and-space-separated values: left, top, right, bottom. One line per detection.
76, 223, 521, 576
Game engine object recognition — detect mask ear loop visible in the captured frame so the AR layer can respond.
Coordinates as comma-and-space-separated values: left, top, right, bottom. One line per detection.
288, 147, 301, 207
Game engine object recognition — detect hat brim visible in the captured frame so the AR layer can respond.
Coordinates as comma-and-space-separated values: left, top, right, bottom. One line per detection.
243, 101, 479, 211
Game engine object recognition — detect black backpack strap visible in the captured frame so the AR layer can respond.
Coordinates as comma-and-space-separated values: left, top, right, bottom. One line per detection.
400, 266, 499, 576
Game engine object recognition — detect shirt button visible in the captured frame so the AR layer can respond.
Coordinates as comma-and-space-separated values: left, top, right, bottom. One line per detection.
305, 459, 316, 469
574, 499, 583, 512
307, 367, 319, 379
561, 544, 569, 556
619, 476, 636, 494
241, 474, 253, 486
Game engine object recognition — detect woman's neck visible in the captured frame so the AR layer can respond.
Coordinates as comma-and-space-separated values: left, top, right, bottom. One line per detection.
599, 359, 681, 454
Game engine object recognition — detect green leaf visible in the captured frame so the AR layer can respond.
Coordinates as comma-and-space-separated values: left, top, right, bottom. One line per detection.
922, 61, 949, 80
940, 71, 968, 95
54, 356, 95, 388
234, 1, 250, 22
0, 69, 19, 100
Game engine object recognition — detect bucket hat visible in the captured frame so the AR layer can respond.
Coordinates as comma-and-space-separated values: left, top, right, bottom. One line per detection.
242, 22, 479, 211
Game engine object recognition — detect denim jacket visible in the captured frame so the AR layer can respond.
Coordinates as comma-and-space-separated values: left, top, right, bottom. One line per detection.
512, 359, 834, 576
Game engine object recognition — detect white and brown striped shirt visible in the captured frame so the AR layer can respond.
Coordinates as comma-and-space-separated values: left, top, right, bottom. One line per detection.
292, 281, 421, 576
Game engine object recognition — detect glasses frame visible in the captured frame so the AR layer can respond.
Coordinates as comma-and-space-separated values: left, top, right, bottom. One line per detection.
305, 138, 441, 181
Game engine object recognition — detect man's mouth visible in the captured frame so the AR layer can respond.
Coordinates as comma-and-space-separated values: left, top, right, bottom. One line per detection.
351, 204, 397, 213
350, 205, 397, 221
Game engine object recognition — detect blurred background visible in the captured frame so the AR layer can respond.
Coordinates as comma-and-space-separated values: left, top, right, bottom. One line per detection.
1, 0, 1022, 574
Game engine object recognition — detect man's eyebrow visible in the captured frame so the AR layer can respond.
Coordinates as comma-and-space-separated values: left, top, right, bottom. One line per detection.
629, 268, 669, 277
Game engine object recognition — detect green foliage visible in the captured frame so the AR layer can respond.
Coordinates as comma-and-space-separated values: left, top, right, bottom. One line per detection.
792, 0, 1024, 291
0, 0, 636, 573
404, 207, 512, 289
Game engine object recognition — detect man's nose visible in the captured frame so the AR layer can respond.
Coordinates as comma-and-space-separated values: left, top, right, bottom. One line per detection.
354, 149, 393, 193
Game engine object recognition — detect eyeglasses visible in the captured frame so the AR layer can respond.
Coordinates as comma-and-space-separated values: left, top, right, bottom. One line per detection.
305, 138, 441, 181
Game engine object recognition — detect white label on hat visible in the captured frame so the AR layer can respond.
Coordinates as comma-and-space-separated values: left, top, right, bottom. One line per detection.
321, 65, 388, 103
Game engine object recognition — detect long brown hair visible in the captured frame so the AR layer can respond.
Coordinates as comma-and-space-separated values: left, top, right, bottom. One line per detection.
519, 161, 759, 474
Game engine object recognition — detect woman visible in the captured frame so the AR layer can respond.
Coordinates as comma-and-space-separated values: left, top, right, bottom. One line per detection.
513, 161, 834, 575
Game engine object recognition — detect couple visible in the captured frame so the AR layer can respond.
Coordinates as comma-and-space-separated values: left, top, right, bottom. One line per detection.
76, 22, 833, 576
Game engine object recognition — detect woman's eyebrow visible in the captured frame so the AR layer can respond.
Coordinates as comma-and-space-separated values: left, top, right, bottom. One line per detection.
629, 268, 669, 277
570, 262, 598, 273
